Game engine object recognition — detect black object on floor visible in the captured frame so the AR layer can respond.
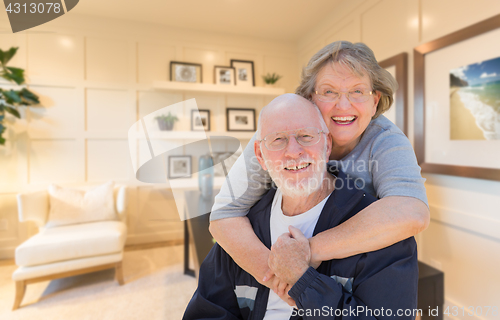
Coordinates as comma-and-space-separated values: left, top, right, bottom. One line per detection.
418, 261, 444, 320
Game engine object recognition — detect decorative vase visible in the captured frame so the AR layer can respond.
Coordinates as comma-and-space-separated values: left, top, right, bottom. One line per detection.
198, 154, 214, 199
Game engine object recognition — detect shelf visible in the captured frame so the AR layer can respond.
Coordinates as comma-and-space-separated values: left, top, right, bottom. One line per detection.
146, 130, 255, 140
153, 81, 285, 96
169, 176, 227, 190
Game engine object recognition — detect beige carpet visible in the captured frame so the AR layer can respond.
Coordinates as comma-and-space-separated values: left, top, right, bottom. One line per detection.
0, 245, 197, 320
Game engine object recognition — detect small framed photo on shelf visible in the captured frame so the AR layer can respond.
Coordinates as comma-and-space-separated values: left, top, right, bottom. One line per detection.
168, 155, 192, 179
170, 61, 202, 83
214, 66, 235, 85
227, 108, 256, 131
230, 59, 255, 87
191, 109, 210, 131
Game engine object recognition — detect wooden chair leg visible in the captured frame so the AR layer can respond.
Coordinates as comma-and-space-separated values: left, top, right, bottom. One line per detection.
13, 280, 26, 311
115, 261, 124, 285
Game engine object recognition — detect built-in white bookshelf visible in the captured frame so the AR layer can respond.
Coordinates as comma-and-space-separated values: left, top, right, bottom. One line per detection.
153, 81, 285, 96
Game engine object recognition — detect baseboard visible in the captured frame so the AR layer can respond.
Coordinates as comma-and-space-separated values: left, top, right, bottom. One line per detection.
125, 239, 183, 251
125, 231, 183, 245
0, 246, 15, 260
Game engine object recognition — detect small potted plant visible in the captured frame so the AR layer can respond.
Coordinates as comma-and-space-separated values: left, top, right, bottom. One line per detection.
262, 73, 282, 87
155, 112, 179, 131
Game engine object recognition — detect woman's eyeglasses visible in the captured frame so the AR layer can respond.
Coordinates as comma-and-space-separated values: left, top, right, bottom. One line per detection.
314, 87, 373, 103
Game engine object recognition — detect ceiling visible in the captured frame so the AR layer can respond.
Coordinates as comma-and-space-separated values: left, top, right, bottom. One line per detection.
70, 0, 343, 41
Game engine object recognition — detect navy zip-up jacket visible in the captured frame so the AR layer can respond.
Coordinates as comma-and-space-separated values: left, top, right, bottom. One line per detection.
184, 170, 419, 319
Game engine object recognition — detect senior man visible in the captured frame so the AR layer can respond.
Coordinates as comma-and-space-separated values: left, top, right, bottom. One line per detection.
183, 94, 418, 319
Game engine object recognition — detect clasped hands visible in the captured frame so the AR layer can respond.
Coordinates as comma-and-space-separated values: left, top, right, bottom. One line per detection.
262, 226, 320, 307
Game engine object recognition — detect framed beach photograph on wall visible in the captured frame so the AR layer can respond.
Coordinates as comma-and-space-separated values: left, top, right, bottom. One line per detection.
230, 59, 255, 87
226, 108, 256, 131
379, 52, 408, 135
414, 14, 500, 181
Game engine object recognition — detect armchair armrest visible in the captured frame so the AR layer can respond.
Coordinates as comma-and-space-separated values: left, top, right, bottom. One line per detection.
114, 185, 128, 224
16, 190, 49, 228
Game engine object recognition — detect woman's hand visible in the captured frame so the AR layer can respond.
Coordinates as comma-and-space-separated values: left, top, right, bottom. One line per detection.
268, 226, 311, 286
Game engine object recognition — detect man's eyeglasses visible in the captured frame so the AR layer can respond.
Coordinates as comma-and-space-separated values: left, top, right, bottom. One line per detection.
314, 87, 373, 103
258, 127, 327, 151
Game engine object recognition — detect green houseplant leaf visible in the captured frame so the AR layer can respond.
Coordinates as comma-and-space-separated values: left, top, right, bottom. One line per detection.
19, 88, 40, 104
3, 89, 22, 103
0, 46, 41, 145
0, 47, 18, 66
5, 106, 21, 118
4, 67, 25, 85
262, 72, 282, 85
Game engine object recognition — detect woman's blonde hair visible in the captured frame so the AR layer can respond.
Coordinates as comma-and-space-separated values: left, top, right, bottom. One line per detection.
295, 41, 398, 118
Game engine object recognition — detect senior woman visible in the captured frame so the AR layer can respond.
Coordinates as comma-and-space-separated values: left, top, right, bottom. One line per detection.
209, 41, 429, 295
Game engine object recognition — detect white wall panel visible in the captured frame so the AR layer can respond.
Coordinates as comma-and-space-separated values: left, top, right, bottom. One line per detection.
86, 37, 129, 83
138, 90, 183, 120
28, 34, 84, 81
137, 43, 176, 83
361, 0, 418, 61
29, 140, 84, 183
263, 56, 298, 94
86, 88, 134, 135
325, 19, 361, 44
28, 86, 80, 139
421, 221, 500, 311
298, 41, 324, 72
183, 47, 224, 85
0, 194, 20, 240
87, 139, 131, 182
421, 0, 500, 43
0, 140, 25, 188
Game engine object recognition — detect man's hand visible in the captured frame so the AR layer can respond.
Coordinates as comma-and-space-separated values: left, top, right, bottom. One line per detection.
268, 226, 311, 286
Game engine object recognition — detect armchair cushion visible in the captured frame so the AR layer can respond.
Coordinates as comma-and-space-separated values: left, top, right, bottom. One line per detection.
46, 181, 117, 228
15, 221, 126, 267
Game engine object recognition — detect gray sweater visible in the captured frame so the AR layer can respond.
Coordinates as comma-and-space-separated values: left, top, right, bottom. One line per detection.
210, 115, 428, 221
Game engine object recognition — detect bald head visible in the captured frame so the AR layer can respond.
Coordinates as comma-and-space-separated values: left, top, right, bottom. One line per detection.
256, 93, 328, 140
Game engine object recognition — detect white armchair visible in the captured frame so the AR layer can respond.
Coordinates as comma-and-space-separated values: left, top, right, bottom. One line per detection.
12, 184, 128, 310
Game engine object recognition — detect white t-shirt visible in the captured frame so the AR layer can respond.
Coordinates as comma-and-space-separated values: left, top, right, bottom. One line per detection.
263, 189, 331, 320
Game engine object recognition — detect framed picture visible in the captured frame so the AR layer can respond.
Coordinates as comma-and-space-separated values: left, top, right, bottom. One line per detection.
170, 61, 202, 83
168, 155, 192, 179
230, 59, 255, 87
414, 13, 500, 181
191, 109, 210, 131
226, 108, 256, 131
379, 52, 408, 135
214, 66, 235, 85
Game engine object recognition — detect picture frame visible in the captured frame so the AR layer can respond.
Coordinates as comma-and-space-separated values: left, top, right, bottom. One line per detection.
191, 109, 210, 131
414, 13, 500, 181
226, 108, 256, 131
230, 59, 255, 87
170, 61, 202, 83
214, 66, 235, 85
379, 52, 408, 135
168, 155, 192, 179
